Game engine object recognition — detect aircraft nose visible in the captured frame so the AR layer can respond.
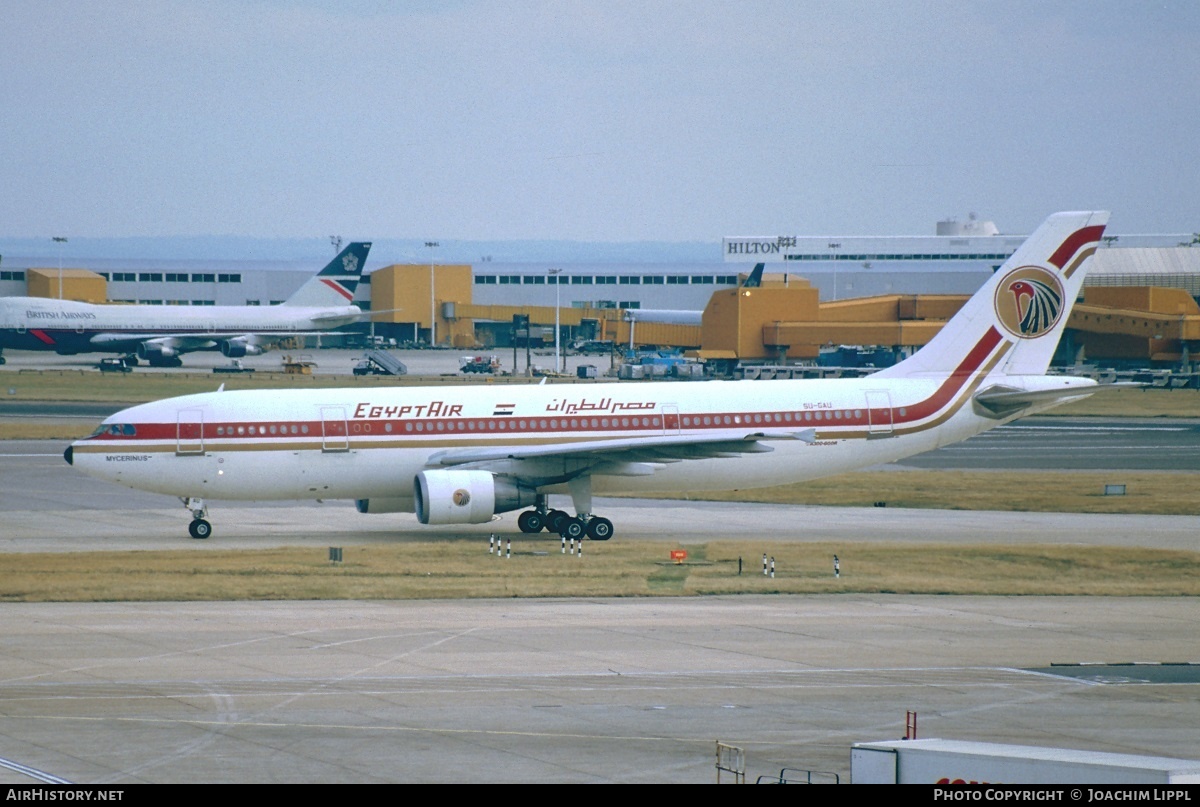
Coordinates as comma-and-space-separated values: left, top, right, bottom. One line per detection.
63, 445, 73, 465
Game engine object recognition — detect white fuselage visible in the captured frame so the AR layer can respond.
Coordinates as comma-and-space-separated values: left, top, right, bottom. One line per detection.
69, 372, 1085, 508
63, 211, 1110, 538
0, 297, 361, 354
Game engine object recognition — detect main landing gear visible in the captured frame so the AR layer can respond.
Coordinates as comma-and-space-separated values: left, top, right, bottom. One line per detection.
182, 497, 212, 539
515, 488, 615, 541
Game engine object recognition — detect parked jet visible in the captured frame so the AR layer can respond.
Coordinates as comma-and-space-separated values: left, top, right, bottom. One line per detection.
0, 242, 370, 366
66, 213, 1108, 541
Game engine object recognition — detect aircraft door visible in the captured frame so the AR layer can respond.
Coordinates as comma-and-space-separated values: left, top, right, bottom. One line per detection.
176, 408, 205, 455
661, 404, 681, 434
865, 390, 893, 436
320, 406, 350, 452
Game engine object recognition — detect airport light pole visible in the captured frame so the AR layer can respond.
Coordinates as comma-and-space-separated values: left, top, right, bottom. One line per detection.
52, 237, 67, 299
549, 268, 562, 373
425, 241, 439, 346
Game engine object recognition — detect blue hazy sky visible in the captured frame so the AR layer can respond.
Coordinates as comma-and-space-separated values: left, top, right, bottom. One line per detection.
3, 0, 1198, 243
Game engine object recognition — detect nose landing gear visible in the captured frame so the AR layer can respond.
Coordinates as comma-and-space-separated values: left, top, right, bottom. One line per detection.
181, 497, 212, 540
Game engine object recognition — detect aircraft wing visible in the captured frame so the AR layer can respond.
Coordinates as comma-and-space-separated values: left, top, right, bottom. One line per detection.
88, 334, 219, 352
89, 331, 354, 355
425, 429, 816, 482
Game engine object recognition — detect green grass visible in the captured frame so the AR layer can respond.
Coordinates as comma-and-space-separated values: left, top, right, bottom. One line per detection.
1, 542, 1198, 602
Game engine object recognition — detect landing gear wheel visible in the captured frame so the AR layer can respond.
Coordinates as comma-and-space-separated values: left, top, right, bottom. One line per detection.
585, 517, 613, 541
188, 519, 212, 540
560, 517, 586, 541
545, 509, 570, 534
517, 510, 544, 533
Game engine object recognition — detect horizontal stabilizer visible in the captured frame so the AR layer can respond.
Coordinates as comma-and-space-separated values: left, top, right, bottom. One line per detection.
971, 380, 1126, 417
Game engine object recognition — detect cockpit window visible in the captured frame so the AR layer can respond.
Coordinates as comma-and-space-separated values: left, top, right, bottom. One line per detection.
101, 424, 137, 437
122, 424, 136, 436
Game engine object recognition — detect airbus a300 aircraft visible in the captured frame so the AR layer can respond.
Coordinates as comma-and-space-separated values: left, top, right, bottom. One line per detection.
67, 212, 1108, 541
0, 242, 370, 366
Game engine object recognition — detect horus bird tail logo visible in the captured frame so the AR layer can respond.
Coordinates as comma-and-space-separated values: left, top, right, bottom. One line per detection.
873, 211, 1107, 380
996, 269, 1065, 339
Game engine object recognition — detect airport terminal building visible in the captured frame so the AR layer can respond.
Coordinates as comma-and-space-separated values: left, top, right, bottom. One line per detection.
2, 218, 1192, 312
2, 218, 1197, 366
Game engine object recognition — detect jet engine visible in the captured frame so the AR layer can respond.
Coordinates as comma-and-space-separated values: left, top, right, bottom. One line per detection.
136, 343, 177, 361
220, 339, 265, 358
136, 343, 183, 366
414, 470, 537, 525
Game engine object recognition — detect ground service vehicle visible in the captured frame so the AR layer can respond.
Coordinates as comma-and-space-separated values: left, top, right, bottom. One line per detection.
851, 739, 1200, 784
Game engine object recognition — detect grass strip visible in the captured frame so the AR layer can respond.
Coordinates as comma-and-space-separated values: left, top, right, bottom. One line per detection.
1, 542, 1197, 602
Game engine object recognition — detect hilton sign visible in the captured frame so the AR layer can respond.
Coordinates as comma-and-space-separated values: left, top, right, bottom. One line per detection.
723, 236, 797, 261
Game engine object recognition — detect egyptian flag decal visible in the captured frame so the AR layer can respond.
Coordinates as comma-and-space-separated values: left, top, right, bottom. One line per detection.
493, 403, 515, 416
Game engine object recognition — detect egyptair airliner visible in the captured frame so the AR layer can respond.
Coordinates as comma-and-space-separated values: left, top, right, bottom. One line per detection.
65, 212, 1108, 541
0, 242, 370, 366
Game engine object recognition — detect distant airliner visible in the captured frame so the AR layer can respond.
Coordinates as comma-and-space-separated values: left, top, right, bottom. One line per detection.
0, 242, 370, 366
66, 213, 1108, 541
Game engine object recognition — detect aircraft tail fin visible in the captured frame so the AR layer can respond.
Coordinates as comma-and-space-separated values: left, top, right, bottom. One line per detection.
874, 211, 1108, 380
282, 242, 372, 307
742, 263, 765, 288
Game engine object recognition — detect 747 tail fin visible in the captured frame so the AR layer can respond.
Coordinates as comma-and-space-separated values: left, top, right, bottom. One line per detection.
282, 241, 372, 307
875, 211, 1109, 380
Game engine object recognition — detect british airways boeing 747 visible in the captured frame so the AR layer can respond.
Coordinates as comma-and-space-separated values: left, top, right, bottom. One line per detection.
0, 242, 370, 366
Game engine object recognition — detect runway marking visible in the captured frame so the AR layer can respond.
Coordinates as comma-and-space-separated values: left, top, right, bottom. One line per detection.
0, 665, 1109, 701
305, 629, 460, 650
0, 713, 727, 748
0, 754, 73, 784
0, 628, 333, 686
258, 628, 485, 719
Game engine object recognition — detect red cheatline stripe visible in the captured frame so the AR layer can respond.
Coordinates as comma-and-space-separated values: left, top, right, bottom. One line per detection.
30, 330, 56, 345
1048, 225, 1105, 270
83, 328, 1009, 449
320, 278, 354, 300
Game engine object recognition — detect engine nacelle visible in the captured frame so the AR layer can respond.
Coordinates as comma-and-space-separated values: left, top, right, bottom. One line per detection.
137, 343, 177, 360
221, 340, 264, 358
354, 497, 413, 515
414, 470, 537, 525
